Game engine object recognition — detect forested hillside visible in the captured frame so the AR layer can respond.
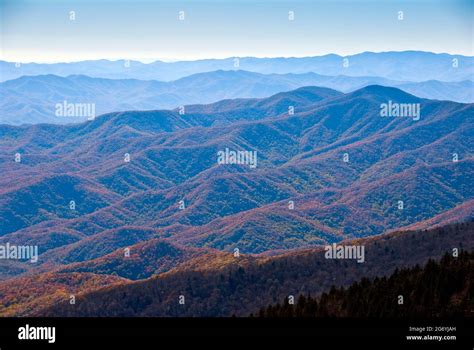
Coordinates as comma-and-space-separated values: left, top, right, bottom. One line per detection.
35, 220, 474, 317
257, 251, 473, 318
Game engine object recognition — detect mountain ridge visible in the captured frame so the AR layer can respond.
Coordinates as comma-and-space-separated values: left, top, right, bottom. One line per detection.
2, 51, 473, 82
2, 69, 473, 125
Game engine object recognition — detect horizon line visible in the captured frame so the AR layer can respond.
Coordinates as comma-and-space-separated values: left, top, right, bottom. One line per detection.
1, 50, 473, 65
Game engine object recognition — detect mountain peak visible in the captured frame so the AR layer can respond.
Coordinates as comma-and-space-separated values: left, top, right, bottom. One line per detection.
349, 84, 422, 102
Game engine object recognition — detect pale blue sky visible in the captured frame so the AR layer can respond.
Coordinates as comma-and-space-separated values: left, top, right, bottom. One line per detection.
1, 0, 473, 62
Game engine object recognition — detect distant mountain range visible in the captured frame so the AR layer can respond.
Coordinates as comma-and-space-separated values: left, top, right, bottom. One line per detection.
2, 51, 473, 82
2, 70, 473, 125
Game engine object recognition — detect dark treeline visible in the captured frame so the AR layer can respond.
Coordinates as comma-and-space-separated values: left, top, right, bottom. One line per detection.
257, 251, 474, 318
